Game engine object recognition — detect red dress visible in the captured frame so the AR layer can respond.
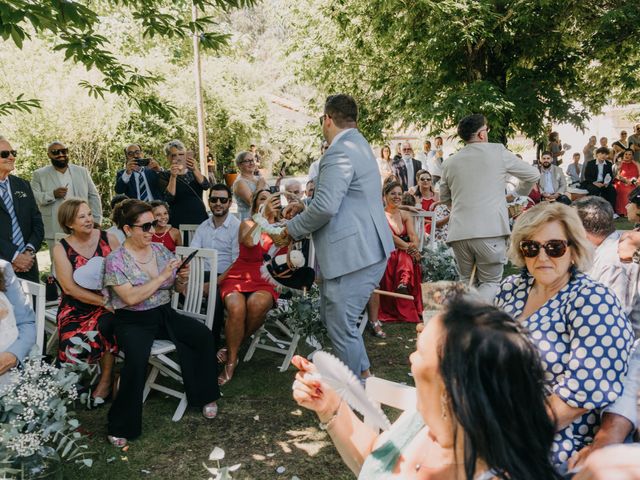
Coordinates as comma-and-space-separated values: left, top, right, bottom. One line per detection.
420, 197, 436, 234
219, 233, 280, 302
57, 231, 117, 364
152, 229, 177, 253
614, 161, 639, 215
378, 219, 424, 323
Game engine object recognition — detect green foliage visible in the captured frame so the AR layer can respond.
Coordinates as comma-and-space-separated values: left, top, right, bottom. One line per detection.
420, 242, 459, 283
289, 0, 640, 144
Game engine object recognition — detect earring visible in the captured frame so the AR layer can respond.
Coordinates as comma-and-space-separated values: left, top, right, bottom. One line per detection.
440, 392, 449, 420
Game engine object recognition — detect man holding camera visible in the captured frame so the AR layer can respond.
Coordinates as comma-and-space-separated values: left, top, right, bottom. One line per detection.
115, 143, 162, 201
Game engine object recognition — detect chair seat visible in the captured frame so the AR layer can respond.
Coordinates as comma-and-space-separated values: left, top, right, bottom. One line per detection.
151, 339, 176, 356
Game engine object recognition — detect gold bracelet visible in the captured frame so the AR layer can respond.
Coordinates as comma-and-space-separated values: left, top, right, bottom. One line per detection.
319, 399, 343, 431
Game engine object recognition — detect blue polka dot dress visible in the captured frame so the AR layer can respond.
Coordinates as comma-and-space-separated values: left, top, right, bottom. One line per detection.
495, 271, 634, 466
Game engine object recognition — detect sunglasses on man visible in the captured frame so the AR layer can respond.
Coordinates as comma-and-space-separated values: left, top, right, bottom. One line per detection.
209, 197, 230, 204
0, 150, 17, 159
519, 239, 571, 258
50, 148, 69, 156
128, 220, 159, 232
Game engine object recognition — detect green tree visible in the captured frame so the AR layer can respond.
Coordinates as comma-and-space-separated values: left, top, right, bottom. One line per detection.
0, 0, 255, 118
289, 0, 640, 145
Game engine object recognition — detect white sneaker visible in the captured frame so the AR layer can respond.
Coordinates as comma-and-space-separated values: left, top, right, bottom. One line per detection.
614, 213, 620, 219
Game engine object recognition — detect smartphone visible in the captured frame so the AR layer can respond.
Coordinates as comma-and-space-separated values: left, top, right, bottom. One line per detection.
177, 250, 198, 271
136, 158, 151, 167
268, 185, 279, 194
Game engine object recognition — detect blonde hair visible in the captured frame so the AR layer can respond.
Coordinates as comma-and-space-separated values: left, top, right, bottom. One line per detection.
57, 198, 89, 234
508, 203, 593, 271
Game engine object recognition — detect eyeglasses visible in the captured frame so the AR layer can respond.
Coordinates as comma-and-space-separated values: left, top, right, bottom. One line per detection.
238, 159, 255, 165
50, 148, 69, 156
0, 150, 17, 159
519, 239, 571, 258
126, 150, 142, 157
419, 177, 431, 182
128, 220, 158, 232
209, 197, 230, 204
319, 114, 331, 126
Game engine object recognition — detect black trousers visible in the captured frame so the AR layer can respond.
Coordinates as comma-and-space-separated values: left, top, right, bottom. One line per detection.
584, 183, 616, 210
107, 303, 220, 439
203, 271, 224, 347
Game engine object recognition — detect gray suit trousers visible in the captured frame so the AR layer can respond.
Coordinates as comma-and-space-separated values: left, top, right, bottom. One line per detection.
320, 258, 387, 377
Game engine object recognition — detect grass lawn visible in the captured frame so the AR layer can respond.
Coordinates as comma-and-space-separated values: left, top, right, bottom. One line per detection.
60, 323, 419, 480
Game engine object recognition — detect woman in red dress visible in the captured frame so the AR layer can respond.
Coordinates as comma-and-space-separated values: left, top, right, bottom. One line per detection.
378, 182, 423, 323
150, 200, 182, 252
53, 199, 120, 404
217, 190, 281, 385
614, 149, 640, 216
411, 170, 438, 234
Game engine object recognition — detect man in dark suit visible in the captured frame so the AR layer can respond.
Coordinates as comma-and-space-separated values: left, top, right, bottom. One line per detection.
391, 141, 422, 191
581, 146, 616, 211
114, 143, 162, 201
0, 137, 44, 282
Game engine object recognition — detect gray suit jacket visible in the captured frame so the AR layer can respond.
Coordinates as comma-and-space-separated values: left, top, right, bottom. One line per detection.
440, 142, 540, 243
287, 129, 394, 280
31, 164, 103, 239
1, 260, 36, 364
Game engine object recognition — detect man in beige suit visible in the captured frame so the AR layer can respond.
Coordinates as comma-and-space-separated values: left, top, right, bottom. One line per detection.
31, 141, 102, 262
538, 151, 571, 205
439, 114, 540, 301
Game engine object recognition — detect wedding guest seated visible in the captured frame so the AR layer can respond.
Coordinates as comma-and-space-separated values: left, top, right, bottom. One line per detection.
538, 151, 571, 205
574, 196, 632, 311
53, 199, 119, 405
566, 152, 584, 186
410, 169, 438, 211
103, 199, 220, 447
0, 260, 36, 382
495, 202, 634, 466
581, 146, 617, 212
149, 200, 181, 253
378, 181, 423, 323
217, 190, 281, 386
613, 148, 640, 216
292, 297, 561, 479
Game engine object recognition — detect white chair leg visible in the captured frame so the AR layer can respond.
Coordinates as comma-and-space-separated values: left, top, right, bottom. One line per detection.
172, 395, 188, 422
143, 366, 159, 402
279, 333, 301, 372
358, 310, 369, 335
243, 327, 264, 362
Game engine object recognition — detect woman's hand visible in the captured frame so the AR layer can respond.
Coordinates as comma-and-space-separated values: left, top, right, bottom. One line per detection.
176, 262, 190, 282
291, 355, 341, 421
263, 193, 282, 219
161, 259, 181, 282
170, 163, 182, 177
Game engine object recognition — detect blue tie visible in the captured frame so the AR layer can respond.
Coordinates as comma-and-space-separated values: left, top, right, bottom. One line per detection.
137, 171, 149, 201
0, 181, 25, 251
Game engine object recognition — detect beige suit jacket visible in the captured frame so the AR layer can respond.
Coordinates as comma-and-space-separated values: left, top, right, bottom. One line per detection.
539, 164, 567, 194
439, 143, 540, 243
30, 164, 103, 239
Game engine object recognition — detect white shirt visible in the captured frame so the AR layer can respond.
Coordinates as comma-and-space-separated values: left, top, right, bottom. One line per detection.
190, 214, 240, 273
403, 157, 415, 189
605, 341, 640, 427
416, 150, 435, 170
55, 168, 75, 196
427, 154, 443, 177
308, 160, 320, 181
541, 168, 555, 194
120, 169, 155, 201
596, 160, 605, 183
588, 231, 634, 311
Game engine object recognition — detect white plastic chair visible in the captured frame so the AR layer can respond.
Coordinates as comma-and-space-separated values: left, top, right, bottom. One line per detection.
142, 246, 217, 421
364, 376, 417, 432
178, 224, 199, 247
20, 280, 46, 355
410, 210, 436, 250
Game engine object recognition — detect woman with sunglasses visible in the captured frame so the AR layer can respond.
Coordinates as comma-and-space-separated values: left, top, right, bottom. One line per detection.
495, 202, 633, 467
103, 199, 220, 447
232, 151, 267, 221
411, 169, 440, 235
53, 199, 119, 406
149, 200, 182, 253
217, 189, 282, 385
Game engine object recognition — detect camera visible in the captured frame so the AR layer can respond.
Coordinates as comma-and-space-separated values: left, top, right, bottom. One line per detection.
136, 158, 151, 167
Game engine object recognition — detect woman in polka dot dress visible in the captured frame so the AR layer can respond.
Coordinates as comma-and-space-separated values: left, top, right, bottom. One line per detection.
494, 203, 634, 467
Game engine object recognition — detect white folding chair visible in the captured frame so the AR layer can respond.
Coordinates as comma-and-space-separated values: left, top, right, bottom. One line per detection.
42, 233, 68, 353
364, 376, 417, 432
178, 224, 199, 247
410, 211, 436, 250
142, 246, 217, 421
20, 280, 46, 355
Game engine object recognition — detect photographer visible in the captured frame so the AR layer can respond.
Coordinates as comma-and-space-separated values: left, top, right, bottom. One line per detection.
114, 143, 162, 201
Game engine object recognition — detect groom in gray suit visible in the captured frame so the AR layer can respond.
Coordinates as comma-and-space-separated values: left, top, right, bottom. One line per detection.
281, 94, 394, 379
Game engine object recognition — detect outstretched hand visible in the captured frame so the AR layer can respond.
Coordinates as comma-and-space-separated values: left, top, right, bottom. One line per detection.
291, 355, 341, 421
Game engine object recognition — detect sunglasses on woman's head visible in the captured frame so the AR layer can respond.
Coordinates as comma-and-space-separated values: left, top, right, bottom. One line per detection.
519, 239, 570, 258
0, 150, 17, 159
128, 220, 159, 232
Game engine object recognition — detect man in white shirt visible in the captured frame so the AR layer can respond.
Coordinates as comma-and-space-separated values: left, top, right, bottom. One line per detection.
397, 141, 422, 191
191, 183, 240, 345
427, 136, 444, 184
416, 139, 435, 171
538, 152, 571, 204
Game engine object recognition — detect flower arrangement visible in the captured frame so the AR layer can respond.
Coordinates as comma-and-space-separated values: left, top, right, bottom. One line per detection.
0, 356, 92, 478
267, 285, 327, 349
420, 242, 459, 283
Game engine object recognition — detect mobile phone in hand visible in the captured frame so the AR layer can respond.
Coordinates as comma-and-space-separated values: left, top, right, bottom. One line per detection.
177, 250, 198, 271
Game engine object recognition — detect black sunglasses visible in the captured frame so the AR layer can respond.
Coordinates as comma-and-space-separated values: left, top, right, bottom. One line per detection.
0, 150, 17, 159
50, 148, 69, 156
128, 220, 159, 232
520, 239, 571, 258
209, 197, 229, 204
319, 114, 331, 126
419, 176, 432, 182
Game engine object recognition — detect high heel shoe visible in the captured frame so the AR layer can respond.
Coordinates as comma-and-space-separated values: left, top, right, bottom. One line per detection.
217, 360, 239, 386
107, 435, 127, 448
367, 320, 387, 339
216, 347, 228, 364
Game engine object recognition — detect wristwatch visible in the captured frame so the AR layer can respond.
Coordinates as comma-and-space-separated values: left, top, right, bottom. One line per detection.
633, 248, 640, 264
24, 247, 36, 257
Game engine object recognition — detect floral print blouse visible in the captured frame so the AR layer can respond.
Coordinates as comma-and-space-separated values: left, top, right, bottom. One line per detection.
103, 243, 176, 311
